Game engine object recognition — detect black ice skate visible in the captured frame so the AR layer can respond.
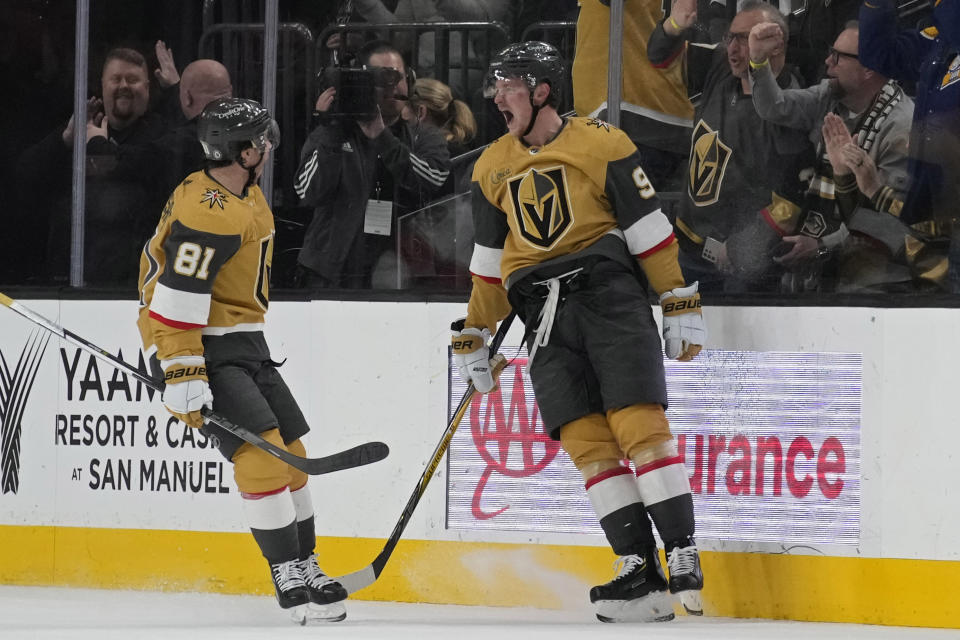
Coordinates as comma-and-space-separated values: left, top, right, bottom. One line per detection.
589, 548, 674, 623
294, 553, 347, 623
666, 538, 704, 615
269, 558, 310, 610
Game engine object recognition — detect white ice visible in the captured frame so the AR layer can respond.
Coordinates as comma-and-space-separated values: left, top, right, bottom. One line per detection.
1, 586, 957, 640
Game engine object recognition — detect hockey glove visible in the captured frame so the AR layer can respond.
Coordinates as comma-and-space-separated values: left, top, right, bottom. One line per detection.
161, 355, 213, 428
660, 282, 706, 361
451, 323, 495, 393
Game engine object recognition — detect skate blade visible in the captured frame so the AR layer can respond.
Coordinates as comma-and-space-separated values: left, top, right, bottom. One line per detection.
595, 589, 675, 623
290, 602, 347, 625
678, 590, 703, 615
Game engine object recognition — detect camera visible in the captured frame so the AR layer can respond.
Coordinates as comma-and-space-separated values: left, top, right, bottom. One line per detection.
317, 66, 407, 120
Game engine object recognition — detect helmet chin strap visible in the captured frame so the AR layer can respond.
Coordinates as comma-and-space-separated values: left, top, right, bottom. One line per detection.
521, 97, 542, 140
238, 149, 265, 190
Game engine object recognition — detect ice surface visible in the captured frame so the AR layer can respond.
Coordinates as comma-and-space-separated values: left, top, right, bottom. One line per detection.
0, 586, 956, 640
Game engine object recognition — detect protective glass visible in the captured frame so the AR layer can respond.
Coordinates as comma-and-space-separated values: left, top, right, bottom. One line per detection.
250, 119, 280, 152
481, 68, 533, 99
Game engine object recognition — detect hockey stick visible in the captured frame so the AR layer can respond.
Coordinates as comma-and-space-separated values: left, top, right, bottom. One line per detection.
0, 292, 389, 476
336, 311, 517, 594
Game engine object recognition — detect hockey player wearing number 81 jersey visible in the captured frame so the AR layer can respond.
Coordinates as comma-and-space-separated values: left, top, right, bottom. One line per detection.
137, 97, 347, 624
451, 42, 707, 622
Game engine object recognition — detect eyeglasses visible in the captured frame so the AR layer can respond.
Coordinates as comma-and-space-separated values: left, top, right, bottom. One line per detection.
722, 31, 750, 46
827, 47, 859, 65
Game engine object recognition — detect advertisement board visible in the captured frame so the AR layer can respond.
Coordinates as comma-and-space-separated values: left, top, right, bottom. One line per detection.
447, 348, 862, 545
0, 301, 239, 531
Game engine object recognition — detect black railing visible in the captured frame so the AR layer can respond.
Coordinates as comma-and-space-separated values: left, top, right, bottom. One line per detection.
198, 22, 315, 208
317, 21, 511, 97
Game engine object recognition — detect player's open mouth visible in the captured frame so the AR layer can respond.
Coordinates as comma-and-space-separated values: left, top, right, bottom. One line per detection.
502, 110, 514, 125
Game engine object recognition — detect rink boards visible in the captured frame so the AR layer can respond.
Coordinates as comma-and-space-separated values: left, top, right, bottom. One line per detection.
0, 299, 958, 628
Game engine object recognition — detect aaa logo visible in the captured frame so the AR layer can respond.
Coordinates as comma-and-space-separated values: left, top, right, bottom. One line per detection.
0, 330, 49, 494
469, 358, 560, 519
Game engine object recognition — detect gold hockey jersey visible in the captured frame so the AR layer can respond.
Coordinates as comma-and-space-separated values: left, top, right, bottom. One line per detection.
470, 117, 675, 286
137, 170, 275, 360
573, 0, 694, 150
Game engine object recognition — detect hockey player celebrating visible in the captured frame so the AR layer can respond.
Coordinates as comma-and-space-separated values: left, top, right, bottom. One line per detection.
136, 97, 348, 623
452, 42, 707, 622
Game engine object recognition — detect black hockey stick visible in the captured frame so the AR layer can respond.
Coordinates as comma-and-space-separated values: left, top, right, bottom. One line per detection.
0, 292, 389, 476
336, 311, 517, 594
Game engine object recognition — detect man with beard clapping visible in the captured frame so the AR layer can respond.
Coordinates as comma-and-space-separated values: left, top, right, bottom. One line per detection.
18, 44, 177, 287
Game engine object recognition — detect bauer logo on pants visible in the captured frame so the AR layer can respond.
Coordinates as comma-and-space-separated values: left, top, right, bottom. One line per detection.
0, 330, 50, 495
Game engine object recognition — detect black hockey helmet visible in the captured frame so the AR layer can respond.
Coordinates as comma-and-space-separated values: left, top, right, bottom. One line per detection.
482, 41, 565, 105
198, 97, 280, 162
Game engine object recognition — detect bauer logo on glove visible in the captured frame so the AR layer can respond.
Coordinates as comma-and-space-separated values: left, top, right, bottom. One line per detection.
164, 364, 207, 381
659, 282, 706, 362
450, 319, 496, 393
661, 297, 702, 314
160, 355, 214, 428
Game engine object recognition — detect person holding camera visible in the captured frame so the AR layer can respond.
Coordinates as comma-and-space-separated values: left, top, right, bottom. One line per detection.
294, 40, 451, 289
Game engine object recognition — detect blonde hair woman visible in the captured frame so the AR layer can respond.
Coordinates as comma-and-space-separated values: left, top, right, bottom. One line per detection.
410, 77, 477, 153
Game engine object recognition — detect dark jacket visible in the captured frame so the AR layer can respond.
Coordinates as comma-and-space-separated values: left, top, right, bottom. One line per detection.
18, 111, 170, 287
860, 0, 960, 224
294, 116, 450, 286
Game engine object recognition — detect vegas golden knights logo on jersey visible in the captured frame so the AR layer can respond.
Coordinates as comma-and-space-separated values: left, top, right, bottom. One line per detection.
689, 119, 732, 207
507, 166, 574, 250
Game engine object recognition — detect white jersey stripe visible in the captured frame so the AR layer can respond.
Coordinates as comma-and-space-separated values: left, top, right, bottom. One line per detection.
150, 283, 211, 327
469, 244, 503, 280
201, 322, 265, 336
622, 209, 674, 256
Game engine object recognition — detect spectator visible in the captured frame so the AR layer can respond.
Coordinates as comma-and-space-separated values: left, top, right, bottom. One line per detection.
788, 0, 861, 86
649, 0, 813, 292
749, 21, 916, 292
152, 58, 234, 196
17, 45, 177, 287
409, 77, 477, 160
859, 0, 960, 290
572, 0, 695, 191
294, 40, 451, 289
404, 77, 478, 286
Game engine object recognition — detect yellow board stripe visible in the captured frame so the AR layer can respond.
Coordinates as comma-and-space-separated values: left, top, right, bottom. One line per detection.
2, 525, 958, 628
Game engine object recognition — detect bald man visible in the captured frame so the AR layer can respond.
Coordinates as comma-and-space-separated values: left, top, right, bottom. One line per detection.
179, 59, 233, 121
147, 59, 234, 196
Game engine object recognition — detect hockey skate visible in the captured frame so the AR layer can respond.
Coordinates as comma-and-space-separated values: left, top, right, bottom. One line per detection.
589, 549, 674, 623
269, 558, 310, 611
293, 554, 347, 623
666, 538, 704, 615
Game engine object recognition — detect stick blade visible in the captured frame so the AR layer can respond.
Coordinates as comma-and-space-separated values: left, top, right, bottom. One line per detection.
336, 565, 378, 595
302, 441, 389, 475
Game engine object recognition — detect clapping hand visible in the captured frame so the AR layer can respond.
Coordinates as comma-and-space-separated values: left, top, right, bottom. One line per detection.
841, 143, 882, 198
154, 40, 180, 88
821, 112, 853, 176
62, 96, 104, 147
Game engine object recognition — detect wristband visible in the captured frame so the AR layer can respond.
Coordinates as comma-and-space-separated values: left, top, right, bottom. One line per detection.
748, 58, 770, 70
669, 16, 682, 31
